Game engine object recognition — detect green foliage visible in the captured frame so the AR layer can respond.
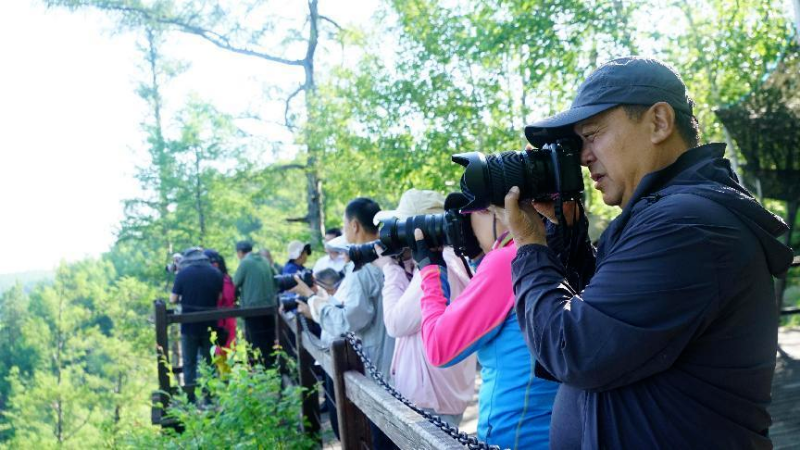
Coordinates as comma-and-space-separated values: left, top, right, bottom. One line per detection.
3, 0, 796, 446
122, 343, 317, 450
0, 260, 157, 448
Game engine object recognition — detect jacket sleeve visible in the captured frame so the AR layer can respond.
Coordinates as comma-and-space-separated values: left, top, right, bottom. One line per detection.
513, 196, 725, 391
382, 264, 422, 338
318, 268, 377, 337
232, 260, 246, 289
419, 246, 516, 368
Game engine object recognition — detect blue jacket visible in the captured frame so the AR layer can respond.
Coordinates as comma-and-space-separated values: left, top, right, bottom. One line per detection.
513, 144, 794, 449
476, 312, 558, 450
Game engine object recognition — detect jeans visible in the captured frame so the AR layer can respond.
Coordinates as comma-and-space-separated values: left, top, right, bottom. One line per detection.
181, 331, 212, 402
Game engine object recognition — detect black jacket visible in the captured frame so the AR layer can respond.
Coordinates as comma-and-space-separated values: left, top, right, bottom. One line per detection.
513, 144, 794, 449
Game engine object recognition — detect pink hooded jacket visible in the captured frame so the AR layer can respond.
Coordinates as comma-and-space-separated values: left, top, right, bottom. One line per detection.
381, 248, 476, 415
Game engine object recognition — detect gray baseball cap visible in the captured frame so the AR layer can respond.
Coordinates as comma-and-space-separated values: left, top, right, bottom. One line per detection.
525, 57, 694, 147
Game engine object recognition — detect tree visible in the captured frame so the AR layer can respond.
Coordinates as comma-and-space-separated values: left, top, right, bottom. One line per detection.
46, 0, 351, 245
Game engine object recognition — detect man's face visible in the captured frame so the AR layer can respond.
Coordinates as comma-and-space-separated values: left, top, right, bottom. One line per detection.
324, 233, 336, 242
574, 107, 653, 208
343, 213, 357, 243
297, 251, 309, 265
236, 250, 245, 260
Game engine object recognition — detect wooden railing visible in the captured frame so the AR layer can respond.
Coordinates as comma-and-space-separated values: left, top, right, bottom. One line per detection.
151, 300, 464, 449
780, 256, 800, 316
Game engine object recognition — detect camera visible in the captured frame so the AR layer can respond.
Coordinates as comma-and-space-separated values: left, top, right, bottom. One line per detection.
274, 269, 314, 292
452, 138, 583, 212
348, 193, 481, 268
165, 253, 184, 273
279, 293, 307, 312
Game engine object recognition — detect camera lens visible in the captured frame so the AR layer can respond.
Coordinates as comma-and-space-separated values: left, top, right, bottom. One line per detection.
452, 139, 583, 212
348, 241, 381, 269
274, 269, 314, 292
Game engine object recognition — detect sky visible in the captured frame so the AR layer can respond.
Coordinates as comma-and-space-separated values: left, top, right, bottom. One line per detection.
0, 1, 376, 275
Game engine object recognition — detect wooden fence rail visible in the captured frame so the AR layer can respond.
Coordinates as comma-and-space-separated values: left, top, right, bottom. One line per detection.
151, 301, 464, 448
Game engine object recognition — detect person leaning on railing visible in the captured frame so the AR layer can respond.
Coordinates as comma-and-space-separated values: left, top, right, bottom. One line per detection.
373, 189, 477, 428
169, 247, 223, 403
412, 199, 560, 450
203, 249, 236, 352
291, 267, 345, 441
296, 197, 398, 450
233, 240, 277, 368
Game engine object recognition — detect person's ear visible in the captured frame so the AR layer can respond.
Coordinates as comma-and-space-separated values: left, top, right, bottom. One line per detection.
649, 102, 676, 145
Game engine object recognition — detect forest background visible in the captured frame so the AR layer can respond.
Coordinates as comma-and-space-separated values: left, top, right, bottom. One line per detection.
0, 0, 798, 447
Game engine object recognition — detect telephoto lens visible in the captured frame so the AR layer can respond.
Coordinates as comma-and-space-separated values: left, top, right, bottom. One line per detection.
451, 138, 583, 212
274, 269, 314, 292
348, 240, 382, 269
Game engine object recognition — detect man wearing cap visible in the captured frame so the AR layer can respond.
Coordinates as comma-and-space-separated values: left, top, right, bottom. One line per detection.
283, 240, 311, 275
233, 240, 278, 367
170, 247, 223, 402
504, 57, 793, 448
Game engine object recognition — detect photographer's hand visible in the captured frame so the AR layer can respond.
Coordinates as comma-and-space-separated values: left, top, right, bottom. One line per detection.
532, 199, 579, 226
412, 229, 446, 269
504, 186, 547, 247
372, 243, 393, 269
290, 275, 315, 298
296, 301, 313, 319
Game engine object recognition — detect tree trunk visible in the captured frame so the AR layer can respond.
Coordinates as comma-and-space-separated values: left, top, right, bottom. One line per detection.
305, 159, 325, 244
302, 0, 325, 245
194, 147, 207, 244
144, 29, 175, 268
55, 289, 64, 443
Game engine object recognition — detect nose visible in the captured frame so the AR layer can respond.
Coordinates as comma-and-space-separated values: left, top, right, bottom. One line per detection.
580, 143, 594, 167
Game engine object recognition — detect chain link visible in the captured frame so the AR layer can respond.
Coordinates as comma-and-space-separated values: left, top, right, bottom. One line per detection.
297, 313, 329, 352
343, 331, 503, 450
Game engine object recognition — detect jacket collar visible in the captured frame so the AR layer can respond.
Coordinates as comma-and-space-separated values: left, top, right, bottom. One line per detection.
597, 143, 726, 261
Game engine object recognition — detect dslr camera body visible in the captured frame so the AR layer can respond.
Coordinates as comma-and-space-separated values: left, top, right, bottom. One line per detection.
348, 193, 482, 269
274, 269, 314, 292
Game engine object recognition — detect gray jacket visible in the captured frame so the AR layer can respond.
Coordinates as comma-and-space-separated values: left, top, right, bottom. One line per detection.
318, 261, 395, 378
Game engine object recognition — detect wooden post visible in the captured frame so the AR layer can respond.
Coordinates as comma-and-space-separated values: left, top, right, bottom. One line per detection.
152, 300, 171, 425
331, 338, 371, 450
154, 300, 171, 393
295, 315, 321, 443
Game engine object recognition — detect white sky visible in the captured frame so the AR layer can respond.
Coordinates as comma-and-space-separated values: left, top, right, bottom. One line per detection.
0, 0, 376, 275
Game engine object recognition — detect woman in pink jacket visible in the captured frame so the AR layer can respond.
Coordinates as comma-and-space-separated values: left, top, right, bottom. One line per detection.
204, 249, 236, 352
374, 189, 476, 426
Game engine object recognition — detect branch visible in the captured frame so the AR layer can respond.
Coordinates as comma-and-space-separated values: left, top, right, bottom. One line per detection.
63, 408, 94, 442
94, 2, 306, 67
284, 84, 305, 129
266, 163, 305, 172
319, 15, 343, 31
285, 216, 310, 223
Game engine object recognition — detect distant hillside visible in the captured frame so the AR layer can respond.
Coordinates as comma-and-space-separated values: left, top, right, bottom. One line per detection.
0, 270, 54, 295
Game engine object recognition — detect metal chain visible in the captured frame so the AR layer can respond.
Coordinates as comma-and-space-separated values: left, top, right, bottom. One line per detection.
343, 332, 503, 450
297, 313, 330, 352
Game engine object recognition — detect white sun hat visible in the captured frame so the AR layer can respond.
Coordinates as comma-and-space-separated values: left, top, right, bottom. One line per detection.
287, 240, 311, 259
324, 235, 351, 252
373, 188, 446, 225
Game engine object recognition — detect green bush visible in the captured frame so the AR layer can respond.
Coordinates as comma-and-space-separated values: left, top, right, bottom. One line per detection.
123, 340, 317, 449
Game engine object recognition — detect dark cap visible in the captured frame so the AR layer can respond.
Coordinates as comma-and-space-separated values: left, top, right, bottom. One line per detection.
525, 57, 693, 147
236, 241, 253, 253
